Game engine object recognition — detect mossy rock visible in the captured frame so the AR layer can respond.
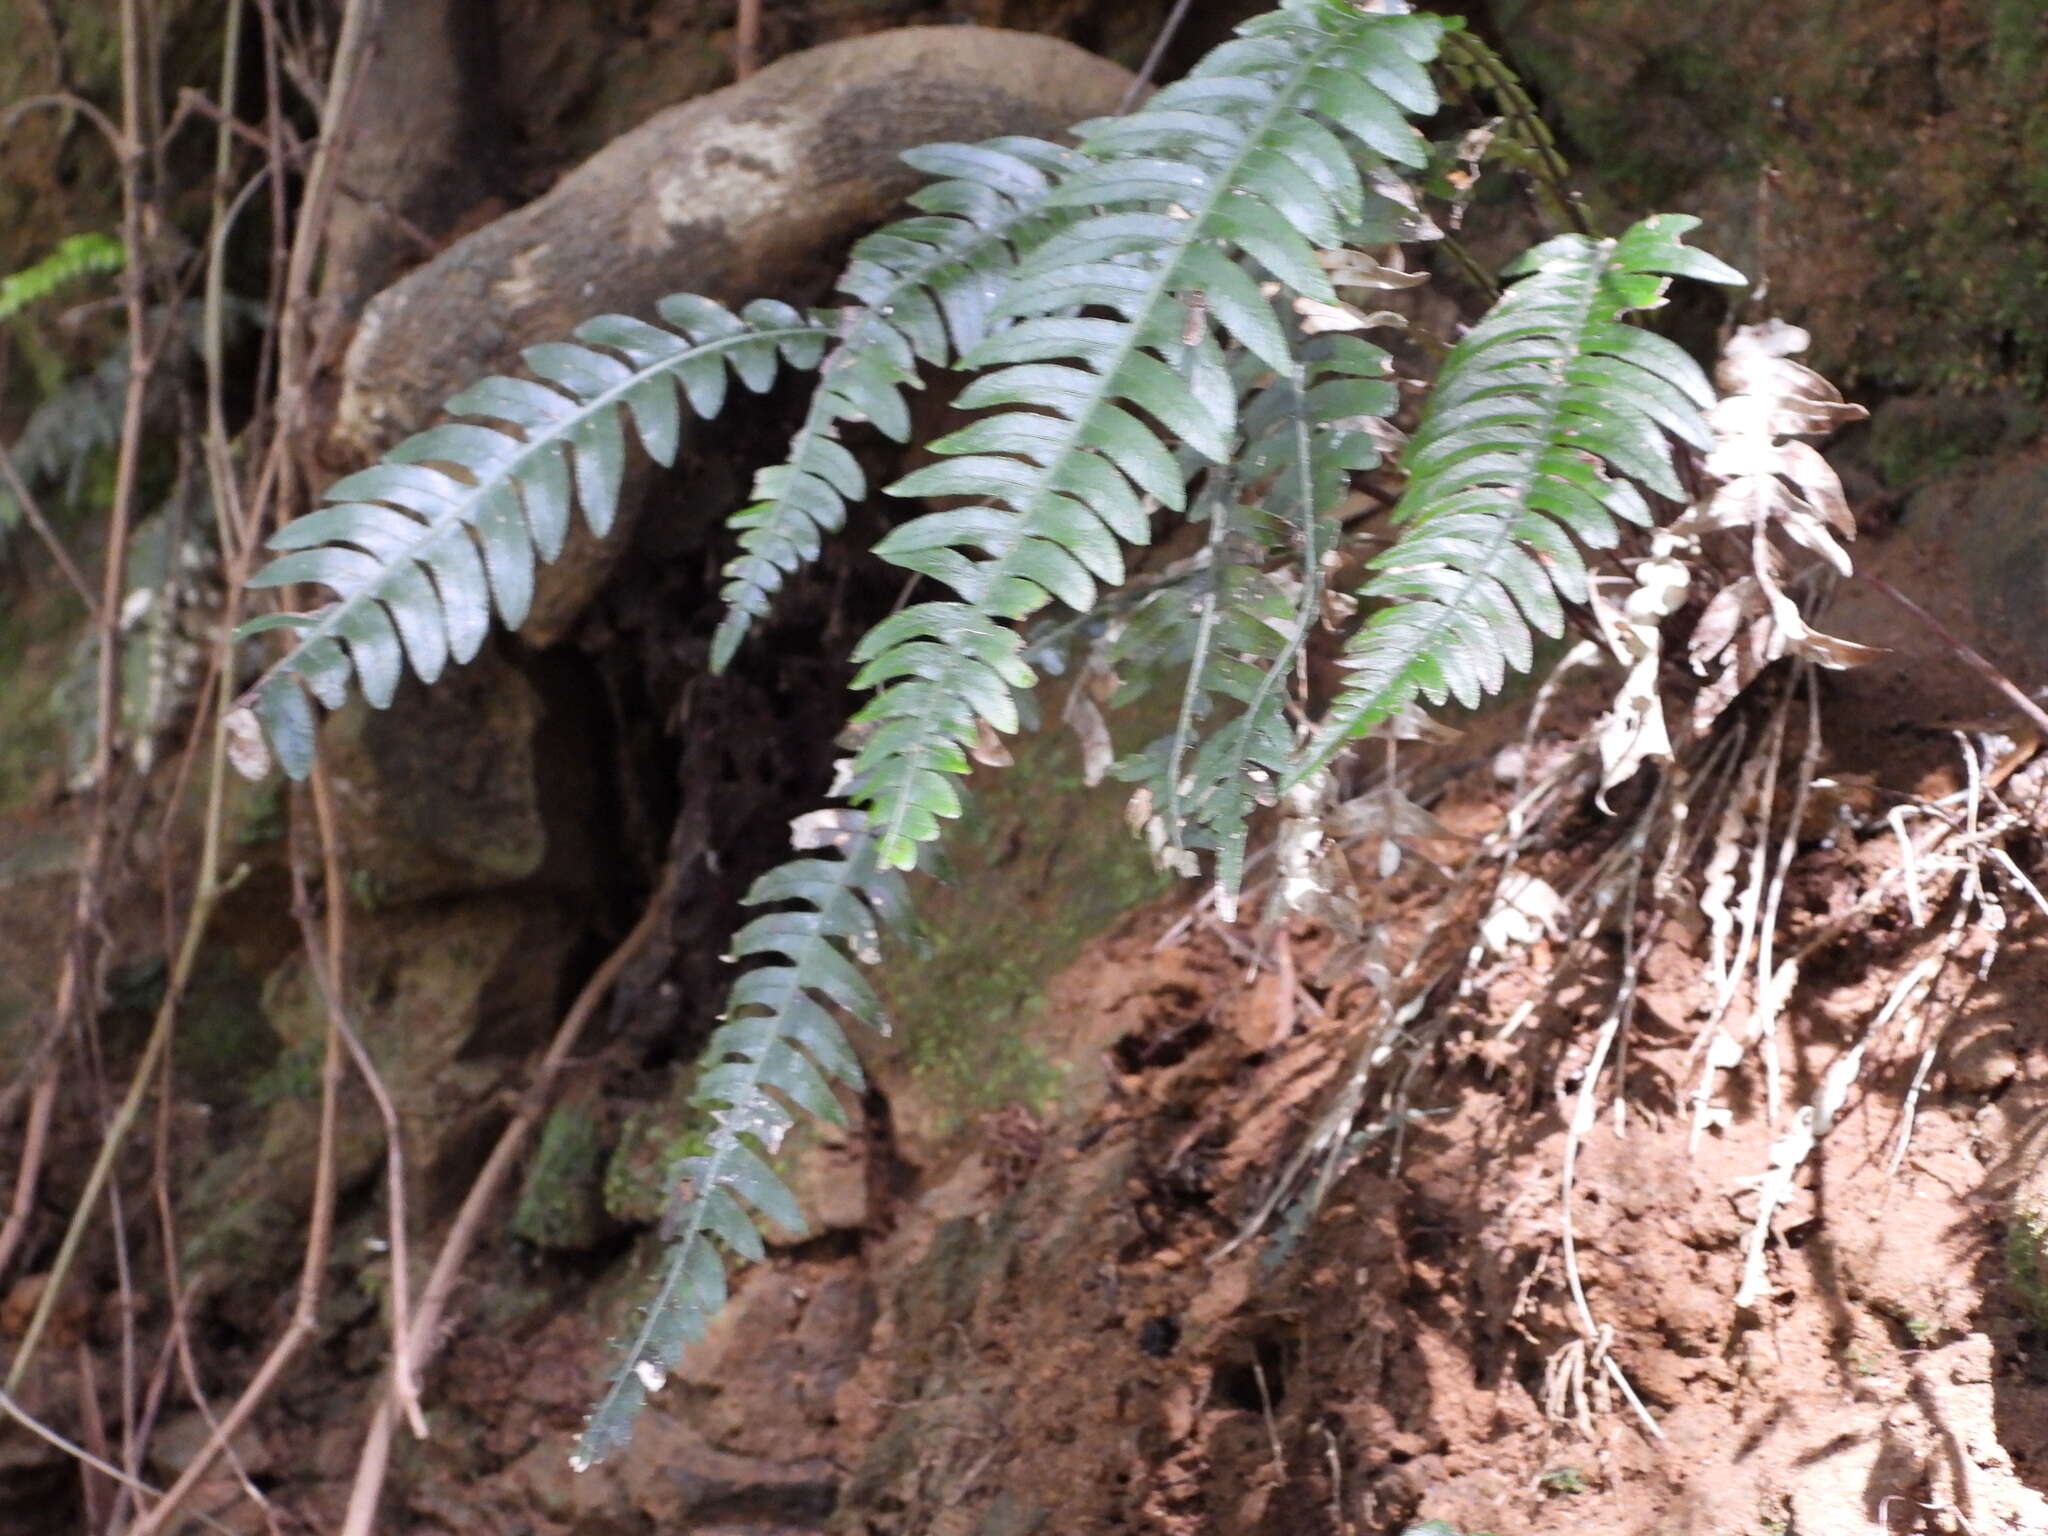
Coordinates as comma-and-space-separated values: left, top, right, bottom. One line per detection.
321, 646, 552, 903
1490, 0, 2048, 391
872, 691, 1174, 1155
512, 1101, 611, 1253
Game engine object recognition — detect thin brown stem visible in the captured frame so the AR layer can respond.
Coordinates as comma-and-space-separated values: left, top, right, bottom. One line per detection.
0, 91, 131, 159
0, 1387, 239, 1533
1864, 574, 2048, 740
0, 439, 101, 615
299, 770, 428, 1440
274, 0, 379, 437
3, 0, 163, 1402
125, 792, 349, 1536
1118, 0, 1193, 113
0, 1069, 57, 1282
338, 877, 672, 1535
735, 0, 762, 79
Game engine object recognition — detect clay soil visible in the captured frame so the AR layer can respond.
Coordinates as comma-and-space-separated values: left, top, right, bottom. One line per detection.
401, 643, 2048, 1536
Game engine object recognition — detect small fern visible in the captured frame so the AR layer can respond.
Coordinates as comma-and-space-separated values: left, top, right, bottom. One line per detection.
235, 299, 829, 776
1295, 214, 1742, 780
1117, 332, 1397, 912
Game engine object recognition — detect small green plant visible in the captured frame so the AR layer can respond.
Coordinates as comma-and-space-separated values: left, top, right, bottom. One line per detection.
1539, 1465, 1588, 1496
0, 232, 123, 325
2007, 1209, 2048, 1329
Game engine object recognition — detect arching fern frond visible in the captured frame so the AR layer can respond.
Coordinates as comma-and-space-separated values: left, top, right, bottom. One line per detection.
573, 815, 905, 1470
847, 0, 1450, 871
233, 298, 829, 777
710, 137, 1082, 671
1295, 214, 1742, 781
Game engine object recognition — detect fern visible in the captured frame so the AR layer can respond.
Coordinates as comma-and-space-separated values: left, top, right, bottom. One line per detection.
224, 0, 1767, 1477
850, 0, 1449, 872
710, 137, 1082, 671
0, 348, 127, 534
1294, 214, 1742, 780
573, 815, 906, 1468
2, 299, 250, 536
234, 298, 829, 776
0, 232, 123, 324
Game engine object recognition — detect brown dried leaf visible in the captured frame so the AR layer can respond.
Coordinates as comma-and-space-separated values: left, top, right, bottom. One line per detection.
1292, 296, 1408, 335
223, 705, 272, 781
1061, 684, 1113, 787
970, 717, 1013, 768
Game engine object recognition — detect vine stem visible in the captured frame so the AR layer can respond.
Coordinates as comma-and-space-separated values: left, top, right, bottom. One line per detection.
1118, 0, 1194, 112
123, 764, 351, 1536
1863, 573, 2048, 739
0, 1076, 57, 1280
0, 438, 100, 614
2, 0, 163, 1396
736, 0, 762, 79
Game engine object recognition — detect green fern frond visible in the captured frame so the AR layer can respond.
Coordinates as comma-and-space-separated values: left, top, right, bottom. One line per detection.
0, 348, 127, 534
0, 232, 124, 324
846, 0, 1449, 872
1117, 334, 1396, 910
1296, 214, 1743, 780
234, 298, 830, 777
710, 137, 1082, 671
573, 818, 905, 1469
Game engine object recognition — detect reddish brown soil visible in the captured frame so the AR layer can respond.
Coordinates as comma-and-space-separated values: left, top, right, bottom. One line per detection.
372, 660, 2048, 1536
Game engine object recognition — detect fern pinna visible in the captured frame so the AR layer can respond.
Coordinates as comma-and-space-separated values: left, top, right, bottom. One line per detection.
227, 0, 1749, 1471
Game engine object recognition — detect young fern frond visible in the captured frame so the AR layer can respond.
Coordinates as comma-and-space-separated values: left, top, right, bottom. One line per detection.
710, 137, 1081, 671
1118, 333, 1398, 912
233, 299, 830, 777
1295, 214, 1743, 780
849, 0, 1449, 872
572, 818, 905, 1470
